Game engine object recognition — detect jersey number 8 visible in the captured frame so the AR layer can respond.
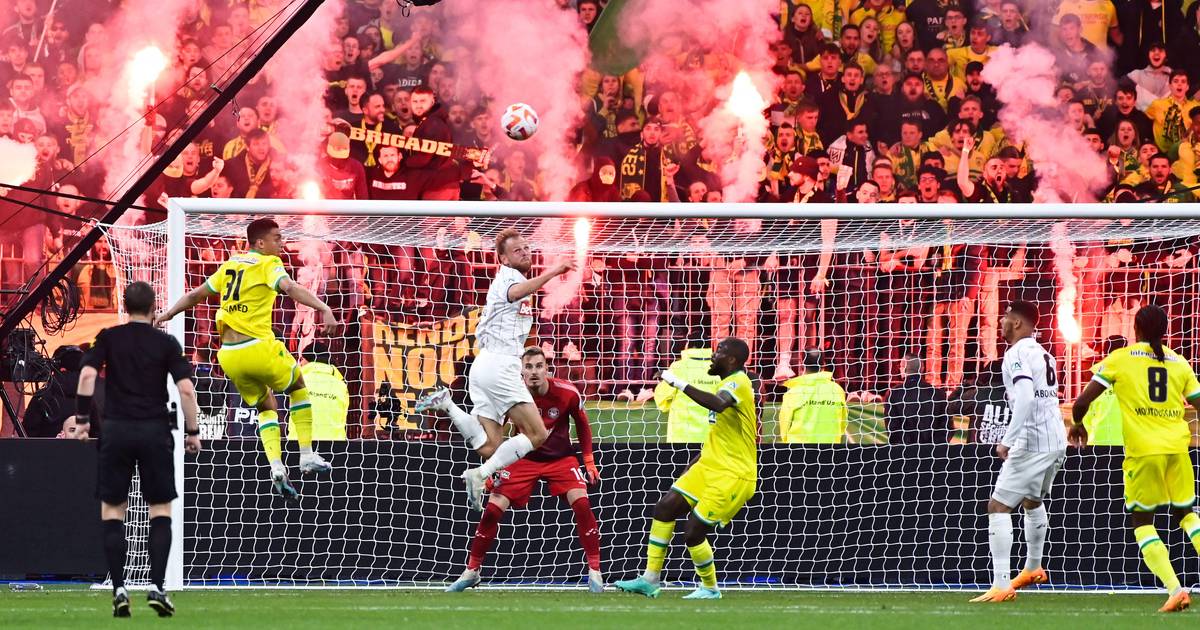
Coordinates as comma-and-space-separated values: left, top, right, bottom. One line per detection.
1147, 367, 1168, 403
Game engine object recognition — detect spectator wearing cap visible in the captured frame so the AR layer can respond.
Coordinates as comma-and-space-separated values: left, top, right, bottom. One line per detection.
619, 117, 673, 201
318, 131, 369, 199
222, 128, 277, 198
951, 62, 1001, 129
947, 19, 996, 82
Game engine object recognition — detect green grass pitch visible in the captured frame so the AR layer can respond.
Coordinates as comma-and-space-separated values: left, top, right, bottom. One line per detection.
4, 587, 1194, 629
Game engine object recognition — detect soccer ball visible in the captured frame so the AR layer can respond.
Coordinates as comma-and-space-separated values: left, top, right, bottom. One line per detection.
501, 103, 539, 141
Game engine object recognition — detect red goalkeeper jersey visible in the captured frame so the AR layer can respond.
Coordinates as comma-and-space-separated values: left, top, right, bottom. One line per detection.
523, 377, 594, 463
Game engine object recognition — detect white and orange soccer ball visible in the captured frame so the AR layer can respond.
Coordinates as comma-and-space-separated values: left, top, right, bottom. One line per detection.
500, 103, 539, 141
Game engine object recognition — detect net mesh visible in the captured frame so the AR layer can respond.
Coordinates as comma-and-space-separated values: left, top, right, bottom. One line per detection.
102, 206, 1200, 589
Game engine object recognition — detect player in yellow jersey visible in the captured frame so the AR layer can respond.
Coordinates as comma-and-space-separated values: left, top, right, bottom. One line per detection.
155, 218, 338, 503
615, 337, 757, 600
1071, 305, 1200, 613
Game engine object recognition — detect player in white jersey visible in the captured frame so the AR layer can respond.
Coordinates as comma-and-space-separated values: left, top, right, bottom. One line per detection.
416, 228, 574, 510
971, 301, 1068, 603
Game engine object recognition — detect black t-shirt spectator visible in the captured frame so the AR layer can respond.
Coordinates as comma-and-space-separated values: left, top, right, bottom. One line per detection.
907, 0, 955, 50
382, 63, 427, 91
367, 166, 417, 200
82, 322, 193, 423
1096, 101, 1156, 143
886, 374, 950, 444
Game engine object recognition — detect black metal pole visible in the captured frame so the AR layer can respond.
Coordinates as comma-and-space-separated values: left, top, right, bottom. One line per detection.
0, 0, 327, 342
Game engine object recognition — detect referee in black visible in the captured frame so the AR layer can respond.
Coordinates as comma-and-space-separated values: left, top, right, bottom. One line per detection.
74, 281, 201, 617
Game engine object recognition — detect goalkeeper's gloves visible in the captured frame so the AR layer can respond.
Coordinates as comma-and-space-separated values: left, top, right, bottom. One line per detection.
582, 453, 599, 485
660, 369, 689, 391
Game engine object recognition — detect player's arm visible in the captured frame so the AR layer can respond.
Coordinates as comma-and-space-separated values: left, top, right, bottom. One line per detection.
957, 135, 976, 198
168, 336, 201, 453
154, 283, 218, 327
1069, 380, 1107, 447
506, 260, 576, 302
277, 277, 338, 335
572, 396, 599, 484
998, 376, 1034, 458
660, 371, 734, 414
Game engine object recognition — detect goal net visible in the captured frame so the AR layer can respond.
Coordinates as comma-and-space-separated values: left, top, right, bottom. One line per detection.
102, 199, 1200, 590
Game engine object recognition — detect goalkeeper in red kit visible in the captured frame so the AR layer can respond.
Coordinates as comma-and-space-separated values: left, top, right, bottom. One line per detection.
443, 346, 603, 592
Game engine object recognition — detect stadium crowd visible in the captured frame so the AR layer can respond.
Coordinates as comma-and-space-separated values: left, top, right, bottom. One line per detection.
4, 0, 1200, 441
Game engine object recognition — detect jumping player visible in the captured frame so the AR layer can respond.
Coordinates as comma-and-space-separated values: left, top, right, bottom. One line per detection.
442, 346, 603, 592
416, 227, 574, 510
156, 218, 337, 501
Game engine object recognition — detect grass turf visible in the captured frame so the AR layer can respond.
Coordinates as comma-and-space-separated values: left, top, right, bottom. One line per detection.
4, 587, 1194, 629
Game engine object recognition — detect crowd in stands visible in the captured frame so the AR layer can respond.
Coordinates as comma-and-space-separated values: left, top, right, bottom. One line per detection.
4, 0, 1200, 441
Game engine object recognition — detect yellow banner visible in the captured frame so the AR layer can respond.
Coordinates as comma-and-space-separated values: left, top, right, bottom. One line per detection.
367, 308, 482, 432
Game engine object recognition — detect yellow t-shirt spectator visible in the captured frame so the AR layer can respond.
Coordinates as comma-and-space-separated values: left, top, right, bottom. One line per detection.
1053, 0, 1119, 50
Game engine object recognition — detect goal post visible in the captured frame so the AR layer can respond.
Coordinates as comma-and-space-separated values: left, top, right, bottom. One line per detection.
96, 198, 1200, 590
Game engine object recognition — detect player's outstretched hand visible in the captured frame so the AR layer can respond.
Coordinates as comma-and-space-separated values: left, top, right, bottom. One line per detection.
660, 369, 687, 390
552, 259, 577, 277
319, 307, 338, 335
185, 435, 202, 454
1067, 423, 1088, 449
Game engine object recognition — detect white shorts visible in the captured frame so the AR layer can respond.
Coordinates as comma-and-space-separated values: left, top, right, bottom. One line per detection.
468, 349, 533, 423
992, 449, 1067, 508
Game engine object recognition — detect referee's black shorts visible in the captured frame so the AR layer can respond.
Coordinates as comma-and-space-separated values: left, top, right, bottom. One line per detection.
97, 420, 177, 505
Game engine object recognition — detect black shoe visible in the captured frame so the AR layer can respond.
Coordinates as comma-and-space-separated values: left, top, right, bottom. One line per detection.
112, 588, 131, 617
147, 588, 175, 617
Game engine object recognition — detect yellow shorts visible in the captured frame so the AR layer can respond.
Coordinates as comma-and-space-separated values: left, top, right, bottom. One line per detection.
670, 462, 756, 527
1123, 453, 1197, 512
216, 337, 298, 407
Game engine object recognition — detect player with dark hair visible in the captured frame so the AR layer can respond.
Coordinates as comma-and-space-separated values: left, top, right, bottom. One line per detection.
444, 346, 603, 592
417, 228, 575, 510
1072, 304, 1200, 613
972, 301, 1066, 603
76, 282, 199, 616
615, 337, 757, 600
156, 218, 338, 502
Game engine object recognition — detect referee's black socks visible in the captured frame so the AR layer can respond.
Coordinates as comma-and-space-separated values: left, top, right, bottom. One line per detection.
101, 520, 126, 591
149, 516, 172, 592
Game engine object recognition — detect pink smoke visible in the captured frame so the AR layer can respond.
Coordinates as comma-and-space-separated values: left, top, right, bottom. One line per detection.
617, 0, 780, 201
262, 1, 345, 186
981, 44, 1110, 202
87, 0, 197, 221
442, 0, 590, 201
0, 138, 37, 191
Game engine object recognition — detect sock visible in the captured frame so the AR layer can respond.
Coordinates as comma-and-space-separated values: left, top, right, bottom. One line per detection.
644, 519, 675, 583
1135, 524, 1182, 593
101, 519, 127, 591
289, 388, 313, 454
571, 496, 602, 571
467, 502, 504, 571
688, 540, 718, 589
257, 410, 282, 466
477, 434, 533, 477
1181, 512, 1200, 554
1023, 505, 1049, 571
988, 512, 1013, 588
148, 516, 172, 591
448, 401, 487, 450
